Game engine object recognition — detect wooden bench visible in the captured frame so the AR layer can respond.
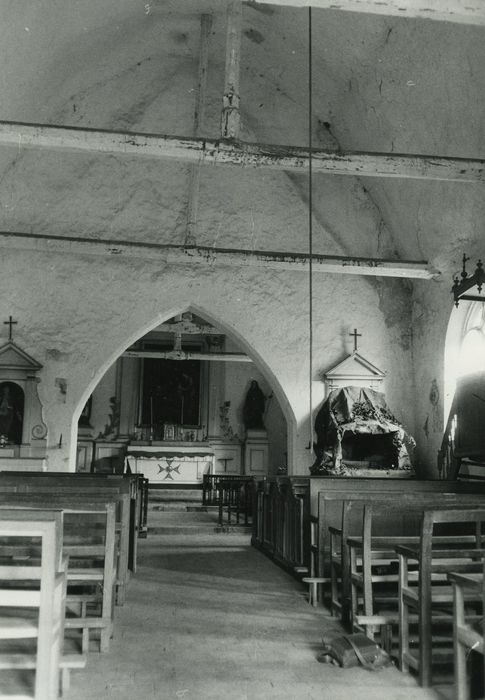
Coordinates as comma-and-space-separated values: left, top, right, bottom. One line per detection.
398, 508, 485, 688
312, 478, 485, 577
0, 474, 132, 604
0, 508, 67, 700
252, 478, 310, 576
0, 470, 144, 570
0, 497, 117, 654
311, 483, 485, 615
344, 494, 485, 643
448, 561, 485, 700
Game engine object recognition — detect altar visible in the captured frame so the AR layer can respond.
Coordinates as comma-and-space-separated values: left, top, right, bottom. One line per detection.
125, 443, 214, 485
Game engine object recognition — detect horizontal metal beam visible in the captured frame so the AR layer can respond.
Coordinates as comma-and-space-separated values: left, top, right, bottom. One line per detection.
0, 121, 483, 182
0, 230, 439, 279
123, 349, 251, 362
245, 0, 485, 26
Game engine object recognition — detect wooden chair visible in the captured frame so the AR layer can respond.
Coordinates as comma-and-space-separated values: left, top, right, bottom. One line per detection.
347, 498, 478, 645
0, 498, 117, 654
398, 507, 485, 688
326, 492, 485, 630
448, 558, 485, 700
0, 508, 66, 700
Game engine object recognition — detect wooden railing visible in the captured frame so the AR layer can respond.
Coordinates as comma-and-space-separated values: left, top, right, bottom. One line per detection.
252, 477, 310, 574
202, 474, 251, 506
437, 395, 460, 479
217, 478, 254, 526
437, 394, 485, 480
202, 474, 255, 526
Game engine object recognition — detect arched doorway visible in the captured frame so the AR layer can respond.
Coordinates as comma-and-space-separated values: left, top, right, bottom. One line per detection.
75, 308, 291, 482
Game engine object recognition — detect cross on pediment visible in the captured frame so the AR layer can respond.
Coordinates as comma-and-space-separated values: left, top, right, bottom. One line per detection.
349, 328, 362, 352
3, 316, 17, 341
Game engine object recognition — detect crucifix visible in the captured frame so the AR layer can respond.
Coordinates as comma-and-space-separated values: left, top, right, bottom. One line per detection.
3, 316, 17, 341
349, 328, 362, 352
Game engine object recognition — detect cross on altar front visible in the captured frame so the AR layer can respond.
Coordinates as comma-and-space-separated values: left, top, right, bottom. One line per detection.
3, 316, 17, 341
349, 328, 362, 352
157, 461, 181, 481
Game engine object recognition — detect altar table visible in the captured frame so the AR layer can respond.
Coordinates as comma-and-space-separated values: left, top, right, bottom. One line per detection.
126, 443, 214, 484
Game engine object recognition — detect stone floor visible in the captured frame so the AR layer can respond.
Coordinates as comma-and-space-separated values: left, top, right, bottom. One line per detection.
64, 524, 446, 700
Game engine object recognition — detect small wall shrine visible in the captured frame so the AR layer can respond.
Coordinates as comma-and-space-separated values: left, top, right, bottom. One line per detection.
0, 318, 47, 468
311, 335, 415, 476
311, 385, 415, 475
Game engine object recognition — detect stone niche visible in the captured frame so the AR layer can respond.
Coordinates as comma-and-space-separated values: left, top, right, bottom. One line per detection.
0, 341, 47, 469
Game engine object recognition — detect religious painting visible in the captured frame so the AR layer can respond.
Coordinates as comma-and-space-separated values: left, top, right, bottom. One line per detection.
163, 423, 175, 441
141, 344, 201, 429
0, 381, 24, 445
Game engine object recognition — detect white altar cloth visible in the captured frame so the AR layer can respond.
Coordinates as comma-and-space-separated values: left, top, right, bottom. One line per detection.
126, 443, 214, 484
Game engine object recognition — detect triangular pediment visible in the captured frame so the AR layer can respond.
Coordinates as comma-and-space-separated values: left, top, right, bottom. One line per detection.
0, 341, 42, 371
324, 352, 385, 379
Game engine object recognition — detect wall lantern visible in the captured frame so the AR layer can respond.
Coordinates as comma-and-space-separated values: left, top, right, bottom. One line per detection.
452, 254, 485, 307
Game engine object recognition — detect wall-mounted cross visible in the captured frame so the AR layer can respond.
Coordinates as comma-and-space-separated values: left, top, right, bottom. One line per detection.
3, 316, 17, 341
349, 328, 362, 352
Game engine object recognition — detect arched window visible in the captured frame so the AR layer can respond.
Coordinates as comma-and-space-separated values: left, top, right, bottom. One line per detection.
457, 304, 485, 377
444, 302, 485, 421
444, 303, 485, 466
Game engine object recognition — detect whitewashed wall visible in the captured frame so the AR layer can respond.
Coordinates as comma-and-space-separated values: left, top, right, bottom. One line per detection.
0, 245, 415, 474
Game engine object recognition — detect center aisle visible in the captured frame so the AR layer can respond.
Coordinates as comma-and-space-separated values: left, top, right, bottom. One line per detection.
68, 529, 440, 700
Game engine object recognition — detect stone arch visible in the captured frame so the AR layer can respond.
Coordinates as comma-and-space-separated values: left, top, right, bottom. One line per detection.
69, 302, 297, 471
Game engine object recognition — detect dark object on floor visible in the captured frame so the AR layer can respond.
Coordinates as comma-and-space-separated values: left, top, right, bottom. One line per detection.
318, 633, 392, 671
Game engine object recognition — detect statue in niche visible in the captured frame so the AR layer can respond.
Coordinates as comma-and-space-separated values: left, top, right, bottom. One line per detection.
0, 381, 24, 445
243, 380, 266, 430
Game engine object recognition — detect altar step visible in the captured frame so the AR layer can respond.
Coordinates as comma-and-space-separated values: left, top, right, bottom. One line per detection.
145, 487, 251, 534
150, 503, 213, 512
147, 488, 205, 513
148, 488, 203, 503
146, 510, 251, 535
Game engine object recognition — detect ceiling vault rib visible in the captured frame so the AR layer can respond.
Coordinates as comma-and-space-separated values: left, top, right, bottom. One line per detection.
0, 230, 438, 279
244, 0, 485, 26
0, 121, 482, 182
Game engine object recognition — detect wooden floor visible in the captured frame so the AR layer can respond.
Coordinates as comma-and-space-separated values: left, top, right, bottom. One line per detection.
60, 521, 444, 700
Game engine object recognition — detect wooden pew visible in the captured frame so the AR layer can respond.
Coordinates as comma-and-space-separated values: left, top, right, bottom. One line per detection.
345, 495, 484, 645
313, 478, 485, 579
0, 474, 132, 604
0, 508, 67, 700
448, 560, 485, 700
312, 482, 485, 614
252, 478, 310, 575
0, 471, 143, 571
0, 496, 117, 654
398, 507, 485, 688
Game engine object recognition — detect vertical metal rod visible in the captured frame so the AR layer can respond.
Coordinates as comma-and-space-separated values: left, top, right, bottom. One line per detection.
221, 0, 242, 140
308, 6, 314, 452
185, 14, 213, 247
